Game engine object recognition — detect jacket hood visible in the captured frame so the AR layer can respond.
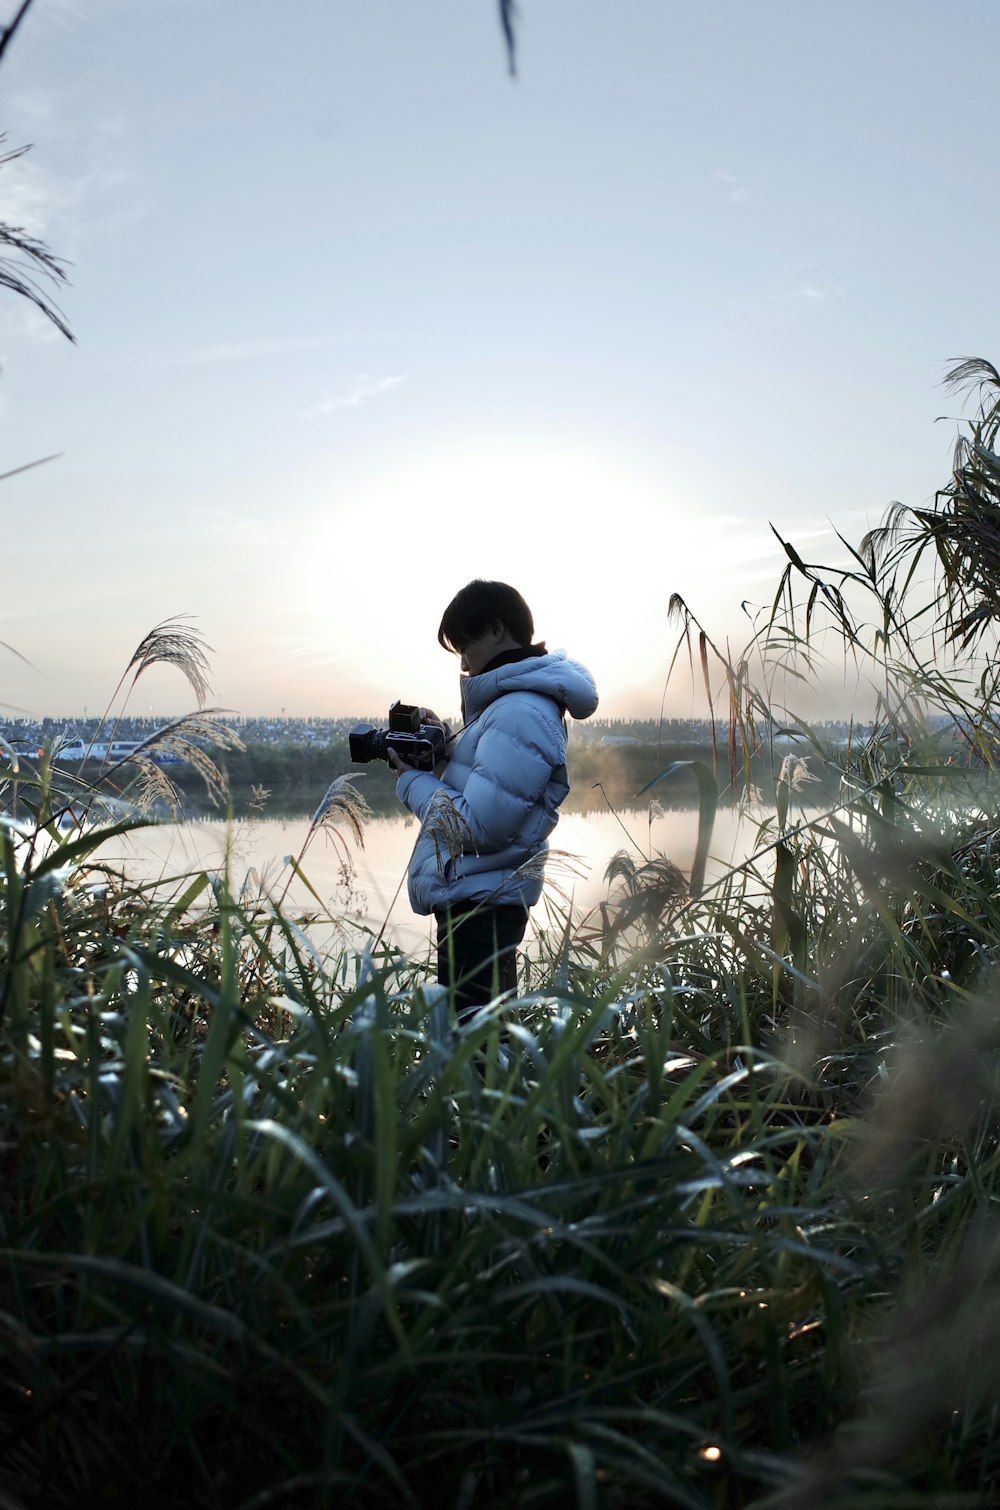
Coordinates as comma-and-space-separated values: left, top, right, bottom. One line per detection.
462, 650, 598, 723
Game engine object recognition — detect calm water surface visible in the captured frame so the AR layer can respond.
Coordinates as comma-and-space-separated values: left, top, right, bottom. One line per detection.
96, 803, 769, 959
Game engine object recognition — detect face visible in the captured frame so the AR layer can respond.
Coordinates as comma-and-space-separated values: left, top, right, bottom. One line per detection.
458, 627, 502, 677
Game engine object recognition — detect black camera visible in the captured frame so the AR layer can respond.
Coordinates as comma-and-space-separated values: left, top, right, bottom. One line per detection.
349, 701, 446, 773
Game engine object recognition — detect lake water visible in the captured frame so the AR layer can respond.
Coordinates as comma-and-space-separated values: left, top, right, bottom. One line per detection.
94, 802, 767, 959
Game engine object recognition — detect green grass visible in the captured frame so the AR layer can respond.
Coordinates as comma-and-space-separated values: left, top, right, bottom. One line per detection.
2, 743, 999, 1509
5, 370, 1000, 1506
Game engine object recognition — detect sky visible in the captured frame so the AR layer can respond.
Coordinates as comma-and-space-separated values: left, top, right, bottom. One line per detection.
2, 0, 1000, 725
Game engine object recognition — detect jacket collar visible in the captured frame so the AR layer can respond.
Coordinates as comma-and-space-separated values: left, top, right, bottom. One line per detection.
479, 641, 547, 677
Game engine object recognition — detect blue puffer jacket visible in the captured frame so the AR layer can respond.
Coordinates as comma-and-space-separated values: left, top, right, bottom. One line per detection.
395, 650, 599, 915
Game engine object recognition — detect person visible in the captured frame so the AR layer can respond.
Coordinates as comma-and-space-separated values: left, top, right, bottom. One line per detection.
388, 580, 598, 1020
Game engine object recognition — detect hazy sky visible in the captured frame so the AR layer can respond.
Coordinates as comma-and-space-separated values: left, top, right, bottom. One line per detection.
3, 0, 999, 723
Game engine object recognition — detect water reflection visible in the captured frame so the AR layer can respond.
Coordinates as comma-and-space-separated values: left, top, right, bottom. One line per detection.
95, 803, 761, 957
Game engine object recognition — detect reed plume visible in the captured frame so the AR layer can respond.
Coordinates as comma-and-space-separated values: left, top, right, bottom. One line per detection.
120, 618, 214, 708
0, 135, 75, 343
423, 788, 475, 880
310, 774, 373, 851
272, 775, 374, 914
76, 618, 218, 788
777, 753, 817, 793
118, 710, 246, 813
603, 847, 688, 939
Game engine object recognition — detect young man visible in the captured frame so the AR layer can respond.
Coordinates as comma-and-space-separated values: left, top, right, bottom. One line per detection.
388, 580, 598, 1020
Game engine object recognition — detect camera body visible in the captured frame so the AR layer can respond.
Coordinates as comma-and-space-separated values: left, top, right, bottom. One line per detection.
349, 701, 446, 773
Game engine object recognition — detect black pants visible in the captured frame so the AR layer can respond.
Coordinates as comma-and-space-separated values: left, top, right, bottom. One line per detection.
434, 903, 529, 1022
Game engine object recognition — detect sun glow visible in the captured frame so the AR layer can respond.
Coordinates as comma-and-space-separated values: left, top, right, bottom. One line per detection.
292, 438, 765, 718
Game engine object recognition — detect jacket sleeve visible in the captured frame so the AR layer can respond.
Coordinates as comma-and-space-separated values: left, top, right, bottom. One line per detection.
396, 696, 561, 854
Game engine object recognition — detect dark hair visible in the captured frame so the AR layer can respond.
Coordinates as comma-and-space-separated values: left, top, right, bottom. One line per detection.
438, 580, 534, 653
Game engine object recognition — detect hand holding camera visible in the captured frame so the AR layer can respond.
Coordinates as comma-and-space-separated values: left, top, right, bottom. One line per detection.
349, 701, 447, 774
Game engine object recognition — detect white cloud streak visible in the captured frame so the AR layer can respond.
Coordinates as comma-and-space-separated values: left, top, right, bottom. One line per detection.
307, 374, 404, 417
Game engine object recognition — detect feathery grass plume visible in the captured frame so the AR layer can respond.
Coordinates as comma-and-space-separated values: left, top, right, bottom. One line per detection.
944, 354, 1000, 401
116, 617, 214, 711
777, 753, 818, 793
604, 847, 688, 940
854, 357, 1000, 668
248, 783, 270, 814
604, 846, 638, 891
239, 856, 285, 909
534, 845, 589, 886
496, 844, 589, 925
310, 774, 373, 851
423, 788, 475, 879
921, 359, 1000, 648
0, 137, 75, 343
107, 711, 245, 812
270, 775, 374, 919
128, 753, 183, 815
61, 619, 216, 794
